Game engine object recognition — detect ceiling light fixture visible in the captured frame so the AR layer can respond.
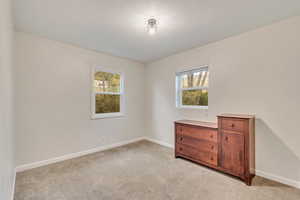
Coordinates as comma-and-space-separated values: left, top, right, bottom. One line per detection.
147, 18, 157, 35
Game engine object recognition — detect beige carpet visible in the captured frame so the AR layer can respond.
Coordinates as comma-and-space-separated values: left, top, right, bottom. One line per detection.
15, 140, 300, 200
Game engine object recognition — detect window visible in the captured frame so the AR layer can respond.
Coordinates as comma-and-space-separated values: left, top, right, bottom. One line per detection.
176, 67, 209, 108
91, 67, 124, 119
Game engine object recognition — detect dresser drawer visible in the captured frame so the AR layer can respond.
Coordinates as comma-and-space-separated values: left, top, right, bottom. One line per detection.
176, 135, 218, 154
221, 118, 244, 132
177, 125, 217, 143
176, 144, 217, 166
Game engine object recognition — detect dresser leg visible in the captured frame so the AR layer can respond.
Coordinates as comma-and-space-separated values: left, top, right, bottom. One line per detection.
245, 175, 254, 186
245, 179, 251, 186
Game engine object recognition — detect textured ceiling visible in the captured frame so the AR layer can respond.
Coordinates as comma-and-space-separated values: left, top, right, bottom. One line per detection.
14, 0, 300, 63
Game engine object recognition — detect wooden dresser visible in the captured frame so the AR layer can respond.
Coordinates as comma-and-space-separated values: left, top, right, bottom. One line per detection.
175, 114, 255, 185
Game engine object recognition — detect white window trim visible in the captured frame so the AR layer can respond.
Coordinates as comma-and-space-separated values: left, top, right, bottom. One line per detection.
176, 66, 209, 109
91, 66, 125, 119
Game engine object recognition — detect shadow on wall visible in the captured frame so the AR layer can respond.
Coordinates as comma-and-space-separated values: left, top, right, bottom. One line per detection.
256, 118, 300, 183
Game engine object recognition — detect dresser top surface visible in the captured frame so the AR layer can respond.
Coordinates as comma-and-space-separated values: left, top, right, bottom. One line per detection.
218, 113, 255, 119
175, 120, 218, 129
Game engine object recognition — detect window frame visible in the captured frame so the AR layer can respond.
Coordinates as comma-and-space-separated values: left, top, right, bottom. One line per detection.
91, 66, 125, 119
176, 66, 209, 109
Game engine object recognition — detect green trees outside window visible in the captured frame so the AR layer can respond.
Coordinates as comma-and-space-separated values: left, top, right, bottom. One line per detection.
177, 68, 209, 107
182, 90, 208, 106
94, 70, 122, 114
95, 94, 120, 113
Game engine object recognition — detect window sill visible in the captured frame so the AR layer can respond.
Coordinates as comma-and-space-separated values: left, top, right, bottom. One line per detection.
177, 105, 208, 110
91, 112, 125, 119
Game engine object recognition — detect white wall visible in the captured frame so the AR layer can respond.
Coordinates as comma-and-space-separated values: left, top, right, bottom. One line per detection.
145, 16, 300, 186
15, 32, 145, 166
0, 0, 15, 199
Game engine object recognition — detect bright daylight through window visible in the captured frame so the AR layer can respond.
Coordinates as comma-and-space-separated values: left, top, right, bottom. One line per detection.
176, 67, 209, 108
92, 67, 124, 119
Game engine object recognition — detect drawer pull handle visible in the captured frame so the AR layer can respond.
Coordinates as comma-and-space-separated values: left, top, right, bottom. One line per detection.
211, 145, 214, 150
231, 123, 235, 127
210, 135, 213, 138
210, 157, 214, 161
179, 147, 183, 151
225, 136, 229, 141
180, 137, 183, 141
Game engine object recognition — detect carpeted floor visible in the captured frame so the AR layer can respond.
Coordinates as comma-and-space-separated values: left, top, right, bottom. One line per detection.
14, 140, 300, 200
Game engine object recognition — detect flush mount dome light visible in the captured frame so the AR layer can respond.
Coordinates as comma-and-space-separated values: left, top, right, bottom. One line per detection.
147, 18, 157, 35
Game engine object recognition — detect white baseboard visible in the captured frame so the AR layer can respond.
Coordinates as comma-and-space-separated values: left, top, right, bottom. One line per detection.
16, 137, 146, 172
255, 169, 300, 189
145, 137, 174, 149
